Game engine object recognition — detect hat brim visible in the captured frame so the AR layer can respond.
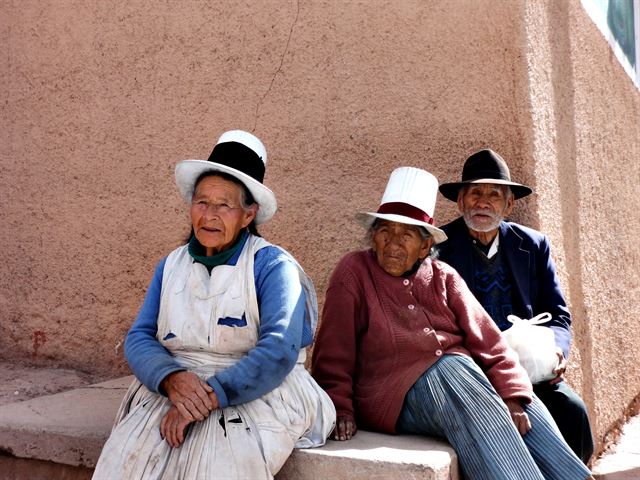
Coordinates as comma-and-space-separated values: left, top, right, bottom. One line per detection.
439, 179, 533, 202
355, 212, 448, 244
175, 159, 277, 225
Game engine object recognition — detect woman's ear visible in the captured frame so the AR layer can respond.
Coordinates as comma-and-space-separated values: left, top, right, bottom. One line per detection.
241, 204, 258, 228
420, 238, 434, 260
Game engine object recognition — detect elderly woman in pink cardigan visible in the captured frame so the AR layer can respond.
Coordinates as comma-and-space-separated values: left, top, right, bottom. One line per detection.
312, 167, 592, 480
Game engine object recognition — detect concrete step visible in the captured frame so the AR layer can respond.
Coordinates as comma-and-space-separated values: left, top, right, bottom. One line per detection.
0, 375, 459, 479
0, 377, 130, 468
278, 431, 458, 480
592, 414, 640, 480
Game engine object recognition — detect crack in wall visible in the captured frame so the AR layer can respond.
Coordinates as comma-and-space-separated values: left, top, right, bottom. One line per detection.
253, 0, 300, 132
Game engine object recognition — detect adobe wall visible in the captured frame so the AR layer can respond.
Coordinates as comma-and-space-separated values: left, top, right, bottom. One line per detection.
1, 0, 638, 450
521, 1, 640, 445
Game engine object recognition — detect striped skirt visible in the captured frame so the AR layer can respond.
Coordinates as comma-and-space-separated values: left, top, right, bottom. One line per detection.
397, 354, 591, 480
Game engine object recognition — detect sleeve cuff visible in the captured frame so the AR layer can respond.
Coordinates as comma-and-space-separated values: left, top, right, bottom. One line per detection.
551, 326, 571, 359
207, 376, 229, 408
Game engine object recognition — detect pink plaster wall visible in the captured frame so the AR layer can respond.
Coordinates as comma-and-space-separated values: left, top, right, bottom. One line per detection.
1, 0, 638, 450
556, 1, 640, 445
520, 1, 640, 446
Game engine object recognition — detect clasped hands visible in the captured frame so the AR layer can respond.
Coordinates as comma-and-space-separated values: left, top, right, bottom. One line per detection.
159, 371, 219, 448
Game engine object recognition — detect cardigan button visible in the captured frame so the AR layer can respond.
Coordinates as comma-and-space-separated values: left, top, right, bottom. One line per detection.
408, 304, 415, 310
435, 349, 443, 356
423, 327, 430, 333
403, 279, 410, 286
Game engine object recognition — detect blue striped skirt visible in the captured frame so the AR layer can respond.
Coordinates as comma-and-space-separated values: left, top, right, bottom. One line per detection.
397, 354, 591, 480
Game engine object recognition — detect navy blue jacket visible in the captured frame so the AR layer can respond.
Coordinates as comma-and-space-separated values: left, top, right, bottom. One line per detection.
438, 217, 572, 358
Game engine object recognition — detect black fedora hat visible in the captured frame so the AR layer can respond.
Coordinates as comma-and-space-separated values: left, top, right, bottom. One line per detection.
439, 149, 532, 201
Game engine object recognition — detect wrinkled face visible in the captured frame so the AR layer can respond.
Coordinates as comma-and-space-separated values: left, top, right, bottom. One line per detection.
190, 175, 257, 255
371, 220, 433, 277
458, 183, 514, 233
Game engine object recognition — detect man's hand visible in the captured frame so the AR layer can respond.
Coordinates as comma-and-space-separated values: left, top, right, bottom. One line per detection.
505, 398, 531, 435
331, 415, 357, 441
160, 405, 192, 448
161, 371, 216, 422
550, 348, 567, 385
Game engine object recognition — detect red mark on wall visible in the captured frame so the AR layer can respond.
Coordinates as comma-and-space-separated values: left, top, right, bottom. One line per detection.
32, 330, 47, 358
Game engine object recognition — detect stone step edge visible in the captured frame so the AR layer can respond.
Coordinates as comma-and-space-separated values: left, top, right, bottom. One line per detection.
0, 376, 459, 479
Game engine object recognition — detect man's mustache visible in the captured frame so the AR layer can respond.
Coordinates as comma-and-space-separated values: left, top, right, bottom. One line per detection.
468, 208, 498, 219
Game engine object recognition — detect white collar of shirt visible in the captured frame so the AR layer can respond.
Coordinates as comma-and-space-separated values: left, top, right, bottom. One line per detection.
486, 233, 499, 259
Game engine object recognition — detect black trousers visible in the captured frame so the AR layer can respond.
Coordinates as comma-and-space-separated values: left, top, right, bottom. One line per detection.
533, 380, 594, 464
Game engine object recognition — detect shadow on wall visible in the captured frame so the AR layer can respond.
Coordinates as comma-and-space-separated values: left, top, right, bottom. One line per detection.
546, 0, 595, 434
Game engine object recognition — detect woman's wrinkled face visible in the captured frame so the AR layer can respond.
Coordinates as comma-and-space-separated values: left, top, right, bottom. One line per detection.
371, 220, 433, 277
190, 175, 257, 256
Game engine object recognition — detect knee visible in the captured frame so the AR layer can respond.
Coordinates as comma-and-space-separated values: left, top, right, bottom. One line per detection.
543, 384, 589, 415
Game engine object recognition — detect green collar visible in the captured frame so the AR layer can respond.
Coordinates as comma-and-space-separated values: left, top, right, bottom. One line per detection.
188, 230, 248, 269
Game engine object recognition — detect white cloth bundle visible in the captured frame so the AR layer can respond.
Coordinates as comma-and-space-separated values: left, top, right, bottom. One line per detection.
503, 313, 559, 384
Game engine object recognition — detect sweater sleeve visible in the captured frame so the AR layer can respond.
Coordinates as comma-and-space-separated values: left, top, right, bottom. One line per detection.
311, 258, 361, 422
207, 246, 309, 408
534, 235, 572, 358
444, 265, 533, 404
125, 257, 186, 393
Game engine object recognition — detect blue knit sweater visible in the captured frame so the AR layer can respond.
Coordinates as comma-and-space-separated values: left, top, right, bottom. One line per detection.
124, 235, 311, 408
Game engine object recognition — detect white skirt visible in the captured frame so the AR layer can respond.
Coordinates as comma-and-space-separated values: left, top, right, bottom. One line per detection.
92, 362, 335, 480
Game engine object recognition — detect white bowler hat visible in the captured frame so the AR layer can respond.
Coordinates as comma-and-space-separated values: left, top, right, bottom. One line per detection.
356, 167, 447, 244
175, 130, 277, 224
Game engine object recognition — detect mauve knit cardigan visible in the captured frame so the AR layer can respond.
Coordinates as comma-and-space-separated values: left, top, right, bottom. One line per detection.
311, 249, 532, 434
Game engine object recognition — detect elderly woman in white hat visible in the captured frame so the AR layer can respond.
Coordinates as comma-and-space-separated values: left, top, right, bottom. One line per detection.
93, 130, 335, 480
311, 167, 592, 480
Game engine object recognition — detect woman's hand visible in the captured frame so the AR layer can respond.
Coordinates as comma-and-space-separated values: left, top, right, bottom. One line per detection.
161, 371, 217, 421
331, 415, 357, 441
505, 398, 531, 435
159, 386, 220, 448
160, 405, 193, 448
550, 348, 567, 385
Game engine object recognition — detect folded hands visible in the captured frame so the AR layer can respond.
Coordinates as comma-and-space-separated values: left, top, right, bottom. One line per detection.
159, 371, 219, 448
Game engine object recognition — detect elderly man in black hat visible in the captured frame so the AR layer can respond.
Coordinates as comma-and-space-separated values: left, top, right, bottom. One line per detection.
437, 149, 594, 464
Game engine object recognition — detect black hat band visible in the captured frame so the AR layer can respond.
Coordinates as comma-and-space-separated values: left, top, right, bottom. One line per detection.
208, 142, 265, 183
462, 168, 511, 182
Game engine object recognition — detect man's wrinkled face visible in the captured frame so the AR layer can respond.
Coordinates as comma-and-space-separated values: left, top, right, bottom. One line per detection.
458, 184, 514, 233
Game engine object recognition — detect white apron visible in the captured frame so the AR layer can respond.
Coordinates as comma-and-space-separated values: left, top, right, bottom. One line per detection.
92, 235, 335, 480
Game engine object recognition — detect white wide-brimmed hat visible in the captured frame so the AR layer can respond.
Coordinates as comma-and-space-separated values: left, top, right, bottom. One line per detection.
356, 167, 447, 244
175, 130, 277, 224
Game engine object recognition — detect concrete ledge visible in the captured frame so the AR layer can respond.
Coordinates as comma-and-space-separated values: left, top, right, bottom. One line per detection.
0, 453, 93, 480
0, 375, 459, 479
277, 432, 458, 480
0, 376, 131, 468
592, 415, 640, 480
